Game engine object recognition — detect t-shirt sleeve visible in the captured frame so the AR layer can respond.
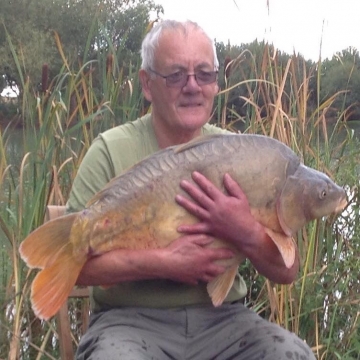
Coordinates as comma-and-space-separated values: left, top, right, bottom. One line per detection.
66, 136, 117, 212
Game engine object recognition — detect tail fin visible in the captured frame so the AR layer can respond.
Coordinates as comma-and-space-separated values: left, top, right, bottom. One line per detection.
19, 212, 85, 319
19, 213, 78, 269
31, 242, 86, 320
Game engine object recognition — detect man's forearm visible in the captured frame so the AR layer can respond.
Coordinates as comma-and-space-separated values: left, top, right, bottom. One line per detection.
241, 222, 299, 284
76, 248, 167, 286
76, 234, 235, 287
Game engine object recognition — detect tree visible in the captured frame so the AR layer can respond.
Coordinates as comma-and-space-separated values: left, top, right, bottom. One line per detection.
320, 47, 360, 120
0, 0, 163, 95
215, 39, 316, 129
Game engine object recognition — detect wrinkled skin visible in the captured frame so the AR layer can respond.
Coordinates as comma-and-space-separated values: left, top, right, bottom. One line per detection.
176, 172, 300, 283
77, 26, 298, 289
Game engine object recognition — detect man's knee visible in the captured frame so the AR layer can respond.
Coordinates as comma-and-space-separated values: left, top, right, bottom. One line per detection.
254, 324, 315, 360
76, 329, 164, 360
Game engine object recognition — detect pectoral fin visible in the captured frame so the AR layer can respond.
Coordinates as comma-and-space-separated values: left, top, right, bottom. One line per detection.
207, 264, 238, 307
264, 228, 296, 268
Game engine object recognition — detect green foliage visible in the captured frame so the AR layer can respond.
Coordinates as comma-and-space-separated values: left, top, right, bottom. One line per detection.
215, 43, 360, 358
0, 12, 359, 359
215, 42, 360, 129
0, 100, 18, 124
0, 0, 163, 94
0, 15, 148, 357
320, 47, 360, 120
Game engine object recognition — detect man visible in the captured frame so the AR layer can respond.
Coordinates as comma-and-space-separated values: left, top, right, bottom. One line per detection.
68, 19, 315, 359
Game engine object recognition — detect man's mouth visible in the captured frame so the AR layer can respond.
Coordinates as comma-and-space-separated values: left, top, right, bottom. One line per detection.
180, 102, 202, 107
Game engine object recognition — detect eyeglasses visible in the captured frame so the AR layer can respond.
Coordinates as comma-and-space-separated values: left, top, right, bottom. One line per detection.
148, 69, 218, 88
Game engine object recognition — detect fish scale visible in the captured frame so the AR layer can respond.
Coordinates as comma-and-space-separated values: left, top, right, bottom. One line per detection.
19, 133, 347, 320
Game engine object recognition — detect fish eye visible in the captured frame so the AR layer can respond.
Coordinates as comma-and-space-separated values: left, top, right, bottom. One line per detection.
320, 190, 327, 199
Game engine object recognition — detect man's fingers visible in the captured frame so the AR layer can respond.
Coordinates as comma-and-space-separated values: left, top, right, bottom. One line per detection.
211, 247, 235, 260
191, 171, 222, 200
201, 263, 232, 283
223, 173, 246, 199
177, 222, 211, 234
176, 194, 210, 219
179, 178, 214, 209
188, 171, 245, 202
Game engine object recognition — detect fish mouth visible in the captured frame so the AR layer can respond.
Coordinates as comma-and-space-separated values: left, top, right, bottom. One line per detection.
334, 196, 348, 214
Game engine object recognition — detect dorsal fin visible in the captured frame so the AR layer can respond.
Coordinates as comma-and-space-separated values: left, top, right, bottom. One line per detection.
174, 134, 227, 154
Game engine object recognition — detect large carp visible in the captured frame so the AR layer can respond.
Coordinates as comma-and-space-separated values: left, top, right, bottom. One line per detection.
20, 133, 347, 320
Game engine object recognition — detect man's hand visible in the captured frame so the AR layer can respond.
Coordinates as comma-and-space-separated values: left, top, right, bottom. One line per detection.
77, 233, 234, 287
160, 234, 234, 285
175, 171, 299, 284
175, 171, 258, 247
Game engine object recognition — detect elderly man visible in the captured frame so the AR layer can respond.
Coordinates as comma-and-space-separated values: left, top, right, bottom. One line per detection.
69, 19, 315, 360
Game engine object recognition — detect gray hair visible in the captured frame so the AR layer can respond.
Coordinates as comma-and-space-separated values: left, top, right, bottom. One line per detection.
141, 19, 219, 72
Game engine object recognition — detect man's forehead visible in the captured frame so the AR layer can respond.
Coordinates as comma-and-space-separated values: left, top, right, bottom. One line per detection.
158, 27, 209, 46
155, 28, 215, 68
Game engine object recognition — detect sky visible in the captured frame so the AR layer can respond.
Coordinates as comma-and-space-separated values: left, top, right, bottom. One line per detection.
1, 0, 359, 97
154, 0, 360, 61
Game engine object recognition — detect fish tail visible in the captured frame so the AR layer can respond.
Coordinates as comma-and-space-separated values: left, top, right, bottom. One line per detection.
30, 242, 86, 320
19, 213, 78, 269
19, 212, 85, 319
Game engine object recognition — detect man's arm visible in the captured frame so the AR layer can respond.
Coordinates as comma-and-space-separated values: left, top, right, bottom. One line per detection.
175, 171, 299, 284
76, 234, 235, 286
69, 136, 233, 288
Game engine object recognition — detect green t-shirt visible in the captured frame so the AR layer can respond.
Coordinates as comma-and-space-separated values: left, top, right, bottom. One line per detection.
67, 114, 247, 312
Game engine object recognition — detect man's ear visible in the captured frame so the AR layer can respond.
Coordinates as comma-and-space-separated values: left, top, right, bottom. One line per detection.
139, 69, 152, 102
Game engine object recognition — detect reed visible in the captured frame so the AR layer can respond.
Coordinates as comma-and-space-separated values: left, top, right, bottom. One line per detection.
0, 32, 359, 360
0, 27, 144, 359
218, 45, 360, 359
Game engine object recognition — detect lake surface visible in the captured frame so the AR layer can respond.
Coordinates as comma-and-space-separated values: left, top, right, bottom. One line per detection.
3, 120, 360, 168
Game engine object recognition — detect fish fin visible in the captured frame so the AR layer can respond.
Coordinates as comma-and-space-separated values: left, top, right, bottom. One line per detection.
264, 228, 296, 268
277, 175, 307, 235
174, 134, 225, 154
87, 135, 228, 206
19, 213, 77, 269
31, 242, 86, 320
207, 264, 238, 307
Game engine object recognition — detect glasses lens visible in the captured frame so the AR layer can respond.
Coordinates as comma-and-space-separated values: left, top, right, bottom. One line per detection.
196, 71, 218, 85
166, 71, 186, 87
164, 70, 218, 88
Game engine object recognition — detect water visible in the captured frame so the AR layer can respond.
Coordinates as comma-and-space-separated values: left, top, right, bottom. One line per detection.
2, 127, 27, 167
3, 121, 360, 167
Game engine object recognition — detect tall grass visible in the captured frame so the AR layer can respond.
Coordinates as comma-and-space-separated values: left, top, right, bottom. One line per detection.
1, 38, 359, 359
218, 46, 360, 359
0, 29, 145, 359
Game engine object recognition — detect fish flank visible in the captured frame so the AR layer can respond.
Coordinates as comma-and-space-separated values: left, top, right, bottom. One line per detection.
20, 133, 347, 317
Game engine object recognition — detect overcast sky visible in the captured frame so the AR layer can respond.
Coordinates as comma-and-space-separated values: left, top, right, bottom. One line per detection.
1, 0, 359, 97
155, 0, 360, 61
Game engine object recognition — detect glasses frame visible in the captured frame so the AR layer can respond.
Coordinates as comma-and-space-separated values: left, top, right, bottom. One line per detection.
148, 68, 218, 88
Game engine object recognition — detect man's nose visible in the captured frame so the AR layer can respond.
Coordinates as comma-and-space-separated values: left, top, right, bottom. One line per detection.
183, 74, 201, 90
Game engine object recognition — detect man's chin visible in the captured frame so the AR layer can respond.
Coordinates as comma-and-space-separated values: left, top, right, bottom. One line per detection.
179, 117, 208, 130
178, 108, 208, 123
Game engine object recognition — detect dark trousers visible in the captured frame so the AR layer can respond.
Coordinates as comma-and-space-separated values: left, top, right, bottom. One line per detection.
76, 302, 315, 360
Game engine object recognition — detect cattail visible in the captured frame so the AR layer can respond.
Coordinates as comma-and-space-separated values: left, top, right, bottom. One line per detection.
106, 54, 113, 76
41, 63, 49, 93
